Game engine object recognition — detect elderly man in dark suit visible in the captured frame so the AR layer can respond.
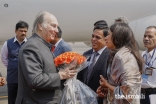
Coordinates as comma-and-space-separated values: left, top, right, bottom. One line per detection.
51, 26, 72, 57
15, 11, 77, 104
77, 20, 110, 104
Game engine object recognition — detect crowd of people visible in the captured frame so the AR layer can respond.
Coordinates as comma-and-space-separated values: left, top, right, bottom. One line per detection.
0, 11, 156, 104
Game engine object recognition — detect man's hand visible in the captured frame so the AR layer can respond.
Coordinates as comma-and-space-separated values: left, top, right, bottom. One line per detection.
58, 60, 78, 80
0, 77, 6, 86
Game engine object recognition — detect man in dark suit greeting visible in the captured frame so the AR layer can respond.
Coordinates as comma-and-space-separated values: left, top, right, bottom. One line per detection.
15, 11, 77, 104
51, 26, 72, 57
77, 20, 110, 104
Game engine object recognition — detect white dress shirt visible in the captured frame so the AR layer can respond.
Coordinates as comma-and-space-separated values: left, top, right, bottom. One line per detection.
89, 46, 106, 66
141, 48, 156, 88
1, 37, 27, 67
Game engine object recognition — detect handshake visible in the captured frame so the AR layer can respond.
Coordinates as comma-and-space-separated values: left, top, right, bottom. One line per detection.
0, 73, 6, 86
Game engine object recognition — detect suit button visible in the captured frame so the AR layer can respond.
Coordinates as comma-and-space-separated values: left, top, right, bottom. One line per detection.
32, 89, 35, 91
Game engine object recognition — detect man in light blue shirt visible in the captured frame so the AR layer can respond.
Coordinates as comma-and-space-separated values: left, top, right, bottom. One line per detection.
141, 26, 156, 104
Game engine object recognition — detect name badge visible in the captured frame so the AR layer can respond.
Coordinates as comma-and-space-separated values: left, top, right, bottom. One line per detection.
145, 67, 153, 75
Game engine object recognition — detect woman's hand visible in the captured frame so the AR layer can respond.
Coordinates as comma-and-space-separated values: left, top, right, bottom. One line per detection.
99, 75, 109, 88
99, 75, 116, 92
96, 86, 108, 97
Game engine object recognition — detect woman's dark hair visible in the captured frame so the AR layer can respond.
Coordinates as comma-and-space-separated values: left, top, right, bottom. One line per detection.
110, 23, 143, 73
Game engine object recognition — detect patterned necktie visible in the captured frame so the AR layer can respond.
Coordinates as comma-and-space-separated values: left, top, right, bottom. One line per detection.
51, 45, 55, 52
86, 52, 99, 84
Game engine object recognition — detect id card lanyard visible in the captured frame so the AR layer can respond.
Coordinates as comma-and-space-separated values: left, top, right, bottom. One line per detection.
143, 48, 156, 67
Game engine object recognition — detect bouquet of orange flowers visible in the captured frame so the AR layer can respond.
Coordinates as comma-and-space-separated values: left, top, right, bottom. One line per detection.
54, 52, 86, 70
54, 52, 98, 104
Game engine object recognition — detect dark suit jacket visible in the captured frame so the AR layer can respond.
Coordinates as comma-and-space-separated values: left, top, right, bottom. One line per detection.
77, 47, 110, 104
16, 34, 62, 104
54, 39, 72, 57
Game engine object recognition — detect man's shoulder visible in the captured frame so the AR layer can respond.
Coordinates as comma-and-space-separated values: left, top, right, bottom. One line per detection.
59, 39, 71, 48
83, 49, 93, 56
7, 37, 15, 42
26, 36, 37, 44
141, 50, 147, 56
102, 47, 110, 54
21, 36, 39, 49
7, 38, 16, 47
59, 39, 68, 45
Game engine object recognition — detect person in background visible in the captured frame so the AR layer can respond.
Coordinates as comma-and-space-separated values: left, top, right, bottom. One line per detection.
97, 23, 142, 104
1, 21, 28, 104
50, 26, 72, 57
77, 20, 110, 104
114, 16, 129, 24
94, 20, 108, 28
114, 16, 140, 49
141, 26, 156, 104
15, 11, 77, 104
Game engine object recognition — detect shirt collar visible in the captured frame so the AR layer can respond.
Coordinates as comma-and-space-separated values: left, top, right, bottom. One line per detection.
145, 48, 155, 57
93, 46, 107, 55
13, 36, 27, 44
55, 38, 62, 47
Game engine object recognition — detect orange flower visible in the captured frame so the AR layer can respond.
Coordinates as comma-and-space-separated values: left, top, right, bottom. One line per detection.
54, 52, 86, 67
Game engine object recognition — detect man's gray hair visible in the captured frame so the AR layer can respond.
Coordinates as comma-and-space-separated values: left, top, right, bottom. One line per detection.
115, 16, 129, 24
146, 26, 156, 35
32, 11, 48, 34
146, 26, 156, 30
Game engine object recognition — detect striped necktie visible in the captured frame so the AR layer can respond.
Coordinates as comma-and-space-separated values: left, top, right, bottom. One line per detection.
86, 52, 99, 84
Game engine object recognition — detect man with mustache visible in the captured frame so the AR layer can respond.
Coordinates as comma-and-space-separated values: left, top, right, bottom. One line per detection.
141, 26, 156, 104
1, 21, 28, 104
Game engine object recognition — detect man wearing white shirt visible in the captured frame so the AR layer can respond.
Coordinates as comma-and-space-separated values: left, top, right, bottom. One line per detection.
77, 20, 110, 104
141, 26, 156, 104
1, 21, 28, 104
